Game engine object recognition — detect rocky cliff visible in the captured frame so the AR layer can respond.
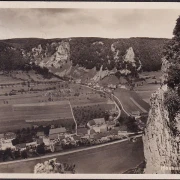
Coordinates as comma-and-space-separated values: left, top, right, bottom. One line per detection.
143, 58, 180, 174
0, 37, 168, 74
22, 40, 143, 82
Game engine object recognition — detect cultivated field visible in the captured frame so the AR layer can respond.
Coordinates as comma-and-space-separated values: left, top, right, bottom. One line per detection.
0, 72, 115, 133
0, 101, 75, 133
114, 88, 150, 115
135, 71, 162, 104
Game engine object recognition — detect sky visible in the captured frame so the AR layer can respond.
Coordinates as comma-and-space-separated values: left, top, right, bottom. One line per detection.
0, 8, 179, 39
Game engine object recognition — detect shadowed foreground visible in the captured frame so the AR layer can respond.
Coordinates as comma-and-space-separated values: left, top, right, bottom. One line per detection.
0, 138, 144, 173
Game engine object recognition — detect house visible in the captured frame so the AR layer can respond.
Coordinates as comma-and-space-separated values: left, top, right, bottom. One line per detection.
93, 118, 106, 126
87, 128, 96, 135
87, 120, 96, 128
1, 141, 16, 150
92, 124, 107, 133
99, 124, 108, 133
49, 127, 66, 140
42, 137, 51, 146
37, 131, 45, 138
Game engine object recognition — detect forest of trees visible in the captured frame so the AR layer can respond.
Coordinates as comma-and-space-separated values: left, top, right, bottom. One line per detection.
163, 16, 180, 132
0, 37, 168, 73
70, 37, 169, 72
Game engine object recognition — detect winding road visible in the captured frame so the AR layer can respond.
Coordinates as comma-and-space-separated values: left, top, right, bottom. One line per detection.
0, 83, 144, 173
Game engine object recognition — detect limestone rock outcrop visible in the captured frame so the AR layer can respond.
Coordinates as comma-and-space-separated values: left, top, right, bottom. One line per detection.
143, 59, 180, 174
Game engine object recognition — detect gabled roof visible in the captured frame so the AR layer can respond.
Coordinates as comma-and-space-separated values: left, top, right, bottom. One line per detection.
88, 120, 95, 126
94, 118, 105, 125
49, 127, 66, 135
49, 134, 59, 140
88, 128, 96, 135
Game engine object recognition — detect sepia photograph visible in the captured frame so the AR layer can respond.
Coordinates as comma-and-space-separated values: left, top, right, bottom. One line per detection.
0, 2, 179, 178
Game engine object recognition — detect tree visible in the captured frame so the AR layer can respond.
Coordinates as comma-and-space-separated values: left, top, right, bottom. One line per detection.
21, 150, 28, 159
163, 16, 180, 124
36, 143, 45, 154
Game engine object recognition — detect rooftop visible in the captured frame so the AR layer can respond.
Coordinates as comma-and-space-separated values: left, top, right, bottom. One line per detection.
49, 134, 59, 140
94, 118, 105, 125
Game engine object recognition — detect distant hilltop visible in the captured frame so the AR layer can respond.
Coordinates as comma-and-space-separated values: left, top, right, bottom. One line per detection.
0, 37, 169, 82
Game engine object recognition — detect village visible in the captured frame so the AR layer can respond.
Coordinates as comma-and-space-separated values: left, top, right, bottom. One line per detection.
0, 74, 148, 163
0, 114, 140, 162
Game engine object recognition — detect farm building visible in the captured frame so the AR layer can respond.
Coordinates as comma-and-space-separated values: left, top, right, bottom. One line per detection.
92, 124, 108, 133
1, 141, 16, 150
87, 118, 106, 128
94, 118, 106, 126
87, 120, 96, 127
49, 127, 66, 140
42, 137, 51, 146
